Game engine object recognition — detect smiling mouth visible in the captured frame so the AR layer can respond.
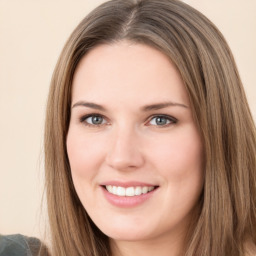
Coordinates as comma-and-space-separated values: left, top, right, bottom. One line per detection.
103, 185, 159, 197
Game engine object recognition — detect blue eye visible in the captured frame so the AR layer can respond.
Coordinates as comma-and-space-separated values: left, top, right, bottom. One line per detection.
80, 114, 107, 126
149, 115, 177, 126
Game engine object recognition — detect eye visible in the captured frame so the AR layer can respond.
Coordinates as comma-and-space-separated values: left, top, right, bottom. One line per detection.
148, 115, 177, 127
80, 114, 107, 126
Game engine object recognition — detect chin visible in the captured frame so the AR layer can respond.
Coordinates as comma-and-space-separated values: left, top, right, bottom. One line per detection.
108, 231, 151, 242
99, 223, 155, 242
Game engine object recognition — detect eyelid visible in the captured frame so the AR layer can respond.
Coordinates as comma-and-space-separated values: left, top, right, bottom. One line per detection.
146, 114, 177, 127
79, 113, 177, 128
79, 113, 109, 126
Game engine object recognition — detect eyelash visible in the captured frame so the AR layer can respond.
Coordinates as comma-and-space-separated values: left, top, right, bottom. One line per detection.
79, 113, 178, 128
147, 114, 177, 127
79, 114, 107, 127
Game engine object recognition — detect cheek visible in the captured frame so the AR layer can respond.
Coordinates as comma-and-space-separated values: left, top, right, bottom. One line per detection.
149, 126, 203, 223
149, 125, 203, 176
66, 130, 108, 211
148, 124, 204, 203
66, 130, 106, 182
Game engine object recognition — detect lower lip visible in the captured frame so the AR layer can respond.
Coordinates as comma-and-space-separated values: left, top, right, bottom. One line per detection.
101, 186, 158, 207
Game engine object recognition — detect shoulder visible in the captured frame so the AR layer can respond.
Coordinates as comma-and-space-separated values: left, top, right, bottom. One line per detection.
0, 234, 46, 256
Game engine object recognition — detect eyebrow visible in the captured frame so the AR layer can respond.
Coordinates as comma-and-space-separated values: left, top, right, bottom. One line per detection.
72, 101, 107, 111
72, 101, 189, 111
141, 102, 188, 111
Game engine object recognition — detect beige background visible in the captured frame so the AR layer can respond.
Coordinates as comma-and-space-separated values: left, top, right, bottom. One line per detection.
0, 0, 255, 238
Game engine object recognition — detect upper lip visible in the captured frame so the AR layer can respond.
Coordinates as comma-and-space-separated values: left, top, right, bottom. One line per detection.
100, 181, 158, 188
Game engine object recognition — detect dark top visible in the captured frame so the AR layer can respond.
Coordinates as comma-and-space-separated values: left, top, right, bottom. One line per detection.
0, 234, 48, 256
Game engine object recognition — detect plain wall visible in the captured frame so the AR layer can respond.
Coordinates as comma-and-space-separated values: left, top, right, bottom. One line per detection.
0, 0, 255, 238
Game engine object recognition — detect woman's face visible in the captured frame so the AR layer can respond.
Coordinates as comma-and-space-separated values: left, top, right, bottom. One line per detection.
67, 42, 204, 243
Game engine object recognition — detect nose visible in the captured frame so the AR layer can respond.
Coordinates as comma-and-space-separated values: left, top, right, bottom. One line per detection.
105, 127, 145, 171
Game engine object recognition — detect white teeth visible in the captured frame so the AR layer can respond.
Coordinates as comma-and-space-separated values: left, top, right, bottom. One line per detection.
117, 186, 126, 196
135, 186, 142, 195
105, 185, 155, 197
106, 185, 112, 193
142, 186, 148, 194
148, 186, 154, 192
125, 187, 134, 197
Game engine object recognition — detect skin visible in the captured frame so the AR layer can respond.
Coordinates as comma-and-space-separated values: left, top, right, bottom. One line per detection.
66, 41, 204, 256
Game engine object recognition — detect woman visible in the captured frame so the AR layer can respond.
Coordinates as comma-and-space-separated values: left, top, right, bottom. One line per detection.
44, 0, 256, 255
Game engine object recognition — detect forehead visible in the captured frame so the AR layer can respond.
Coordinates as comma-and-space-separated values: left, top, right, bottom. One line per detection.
72, 41, 189, 107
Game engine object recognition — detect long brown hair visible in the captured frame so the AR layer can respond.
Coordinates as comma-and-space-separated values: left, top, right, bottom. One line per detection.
44, 0, 256, 255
